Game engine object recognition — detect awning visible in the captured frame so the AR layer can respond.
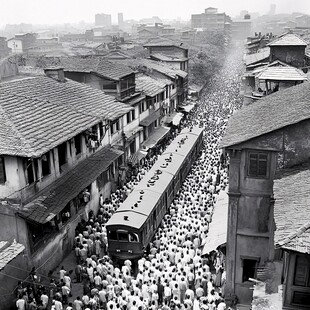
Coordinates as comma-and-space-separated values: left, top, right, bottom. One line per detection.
18, 146, 124, 224
202, 191, 228, 255
0, 241, 25, 271
140, 110, 161, 127
179, 102, 196, 113
172, 112, 184, 126
142, 126, 170, 150
127, 149, 148, 164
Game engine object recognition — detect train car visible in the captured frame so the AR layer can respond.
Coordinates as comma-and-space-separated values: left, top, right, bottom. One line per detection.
105, 126, 204, 260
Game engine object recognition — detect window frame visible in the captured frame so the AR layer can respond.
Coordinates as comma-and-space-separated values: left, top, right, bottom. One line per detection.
0, 157, 7, 184
241, 256, 260, 283
247, 151, 269, 179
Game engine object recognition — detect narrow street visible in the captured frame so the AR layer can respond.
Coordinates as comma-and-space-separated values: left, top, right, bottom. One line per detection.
50, 45, 245, 310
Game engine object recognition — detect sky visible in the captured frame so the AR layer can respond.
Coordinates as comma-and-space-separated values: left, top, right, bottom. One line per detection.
0, 0, 309, 26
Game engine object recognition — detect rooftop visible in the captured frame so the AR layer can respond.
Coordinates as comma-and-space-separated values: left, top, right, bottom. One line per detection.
60, 57, 135, 80
245, 48, 270, 66
257, 66, 307, 81
114, 58, 187, 79
135, 74, 167, 97
268, 33, 308, 47
274, 165, 310, 254
0, 240, 25, 271
0, 75, 132, 157
221, 81, 310, 148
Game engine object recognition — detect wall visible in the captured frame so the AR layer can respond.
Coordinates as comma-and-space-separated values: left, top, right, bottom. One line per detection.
226, 148, 277, 306
0, 58, 19, 81
0, 156, 21, 199
7, 39, 23, 53
270, 46, 305, 68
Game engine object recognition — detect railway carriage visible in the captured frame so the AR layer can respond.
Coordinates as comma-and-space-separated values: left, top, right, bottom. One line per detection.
106, 126, 204, 260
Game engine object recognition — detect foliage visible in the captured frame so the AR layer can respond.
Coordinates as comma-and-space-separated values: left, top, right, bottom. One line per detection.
188, 31, 229, 86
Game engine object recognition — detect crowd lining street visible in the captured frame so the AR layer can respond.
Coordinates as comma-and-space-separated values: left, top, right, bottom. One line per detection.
15, 45, 245, 310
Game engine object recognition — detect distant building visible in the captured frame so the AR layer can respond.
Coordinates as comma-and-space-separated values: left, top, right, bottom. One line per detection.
118, 13, 124, 29
95, 13, 112, 28
191, 7, 231, 31
231, 17, 252, 40
7, 33, 37, 53
0, 37, 11, 58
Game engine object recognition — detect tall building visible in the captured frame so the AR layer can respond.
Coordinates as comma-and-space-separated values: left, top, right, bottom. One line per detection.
95, 13, 112, 28
269, 4, 276, 15
118, 13, 124, 29
191, 7, 231, 31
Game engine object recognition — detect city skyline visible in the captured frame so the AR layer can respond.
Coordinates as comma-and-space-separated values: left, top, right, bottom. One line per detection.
1, 0, 309, 27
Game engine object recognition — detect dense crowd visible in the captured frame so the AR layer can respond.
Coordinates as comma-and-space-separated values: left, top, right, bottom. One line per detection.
15, 47, 244, 310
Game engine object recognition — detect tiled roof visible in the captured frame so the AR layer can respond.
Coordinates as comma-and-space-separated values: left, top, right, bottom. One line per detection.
268, 33, 307, 47
114, 58, 188, 79
245, 48, 270, 66
220, 81, 310, 148
0, 240, 25, 271
144, 38, 187, 50
257, 66, 307, 81
135, 74, 166, 97
18, 146, 123, 224
274, 166, 310, 254
0, 76, 133, 157
60, 57, 135, 80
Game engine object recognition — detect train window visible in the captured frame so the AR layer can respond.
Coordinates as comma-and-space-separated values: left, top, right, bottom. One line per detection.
118, 231, 128, 241
129, 233, 139, 242
109, 231, 118, 240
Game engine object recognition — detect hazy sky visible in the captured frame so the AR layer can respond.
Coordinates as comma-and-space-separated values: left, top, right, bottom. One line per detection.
1, 0, 309, 26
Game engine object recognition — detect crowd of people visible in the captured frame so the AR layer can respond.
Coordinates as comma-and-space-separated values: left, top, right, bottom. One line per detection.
15, 47, 244, 310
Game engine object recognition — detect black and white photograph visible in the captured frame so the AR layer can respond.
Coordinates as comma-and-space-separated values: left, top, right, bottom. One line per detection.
0, 1, 309, 309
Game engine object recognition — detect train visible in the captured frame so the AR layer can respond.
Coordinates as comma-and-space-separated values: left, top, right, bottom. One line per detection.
105, 126, 204, 260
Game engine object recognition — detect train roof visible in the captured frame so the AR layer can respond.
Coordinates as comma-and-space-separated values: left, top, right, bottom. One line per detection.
106, 126, 204, 230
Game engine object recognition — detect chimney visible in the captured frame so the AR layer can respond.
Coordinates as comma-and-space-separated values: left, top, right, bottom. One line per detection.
44, 67, 65, 82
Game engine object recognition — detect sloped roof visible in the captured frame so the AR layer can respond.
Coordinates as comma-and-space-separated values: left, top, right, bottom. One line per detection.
60, 57, 135, 80
150, 53, 188, 62
274, 166, 310, 254
19, 146, 123, 224
0, 76, 133, 157
268, 33, 307, 47
114, 58, 187, 79
221, 81, 310, 148
144, 38, 187, 50
257, 66, 307, 81
0, 240, 25, 271
245, 48, 270, 66
135, 74, 166, 97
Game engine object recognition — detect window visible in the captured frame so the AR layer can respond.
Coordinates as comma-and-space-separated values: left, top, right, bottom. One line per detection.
129, 233, 139, 242
242, 259, 257, 282
58, 142, 67, 167
111, 120, 120, 134
0, 157, 6, 184
41, 152, 51, 177
294, 255, 310, 287
118, 231, 129, 242
24, 158, 37, 185
292, 291, 310, 306
248, 152, 268, 177
97, 170, 109, 190
61, 202, 71, 224
131, 110, 135, 121
109, 231, 118, 241
74, 134, 82, 155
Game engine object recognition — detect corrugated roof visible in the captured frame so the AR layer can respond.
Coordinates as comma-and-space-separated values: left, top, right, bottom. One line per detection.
268, 33, 307, 47
257, 66, 307, 81
274, 166, 310, 254
221, 81, 310, 148
245, 48, 270, 66
18, 146, 123, 224
0, 240, 25, 271
0, 76, 133, 157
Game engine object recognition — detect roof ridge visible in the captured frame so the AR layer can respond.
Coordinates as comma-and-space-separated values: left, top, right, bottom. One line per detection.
277, 222, 310, 247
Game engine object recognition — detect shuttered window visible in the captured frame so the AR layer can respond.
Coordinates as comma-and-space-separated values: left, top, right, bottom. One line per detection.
294, 255, 310, 287
0, 157, 6, 184
248, 152, 268, 177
